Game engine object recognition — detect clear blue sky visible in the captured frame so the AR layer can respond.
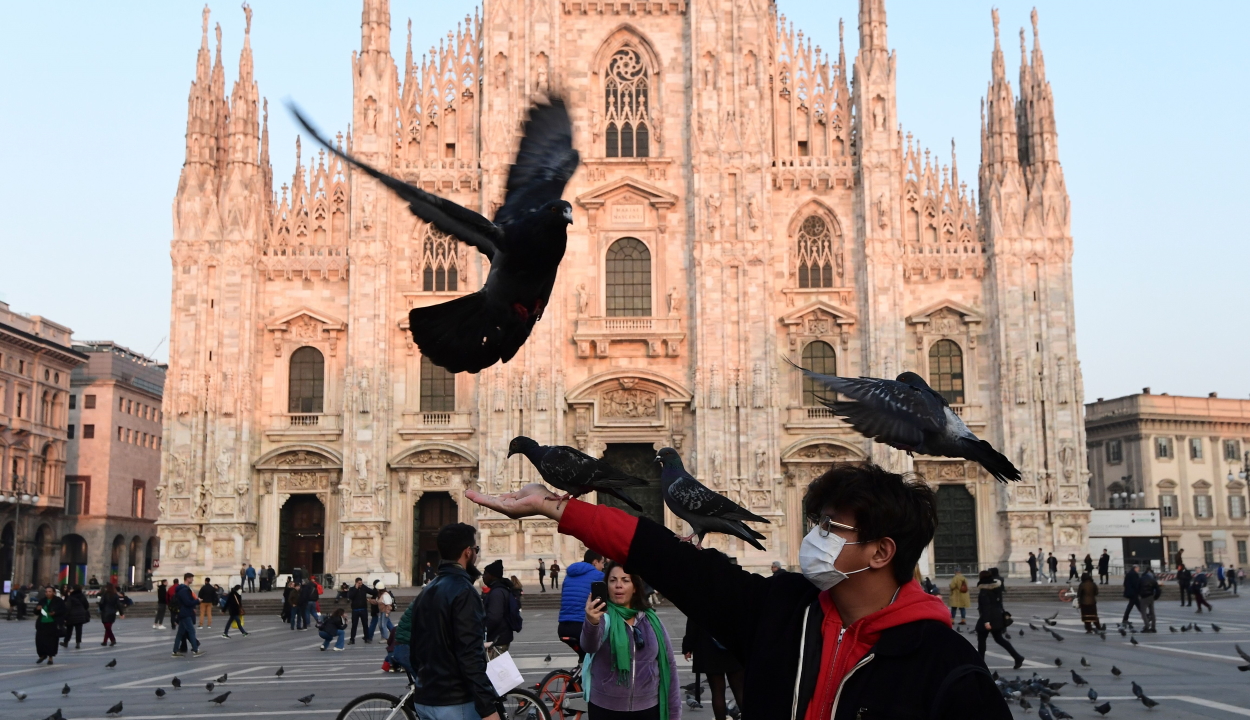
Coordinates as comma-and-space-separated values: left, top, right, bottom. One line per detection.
1, 1, 1246, 401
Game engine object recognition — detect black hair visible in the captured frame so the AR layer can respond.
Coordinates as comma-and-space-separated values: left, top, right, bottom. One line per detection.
437, 522, 477, 561
602, 560, 650, 610
583, 549, 604, 564
801, 462, 938, 586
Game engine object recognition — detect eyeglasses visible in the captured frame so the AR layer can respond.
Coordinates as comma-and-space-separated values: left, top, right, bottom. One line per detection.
471, 546, 480, 554
816, 516, 858, 538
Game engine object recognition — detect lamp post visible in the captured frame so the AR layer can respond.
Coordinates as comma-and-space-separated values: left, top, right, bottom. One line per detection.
1111, 473, 1144, 508
2, 475, 41, 591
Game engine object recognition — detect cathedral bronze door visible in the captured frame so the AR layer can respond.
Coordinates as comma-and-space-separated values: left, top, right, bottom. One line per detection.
933, 485, 978, 575
414, 492, 457, 583
279, 495, 325, 575
599, 444, 665, 527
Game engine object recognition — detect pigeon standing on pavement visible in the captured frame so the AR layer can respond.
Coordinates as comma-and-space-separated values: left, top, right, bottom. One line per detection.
298, 694, 315, 706
1130, 681, 1144, 699
1087, 688, 1098, 702
293, 99, 579, 374
1080, 657, 1090, 667
1129, 636, 1139, 646
11, 691, 26, 701
1140, 696, 1159, 709
1110, 666, 1122, 677
1093, 701, 1111, 715
105, 701, 123, 716
656, 447, 769, 550
61, 684, 70, 696
105, 658, 117, 668
171, 677, 181, 690
216, 673, 228, 684
785, 362, 1021, 482
1070, 670, 1087, 686
508, 437, 647, 511
276, 666, 284, 678
1054, 658, 1062, 667
210, 691, 231, 705
1048, 629, 1065, 642
206, 682, 215, 693
1195, 624, 1203, 633
155, 688, 166, 698
1212, 624, 1222, 632
1037, 703, 1054, 720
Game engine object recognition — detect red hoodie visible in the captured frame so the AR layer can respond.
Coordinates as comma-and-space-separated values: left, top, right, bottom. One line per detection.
803, 580, 953, 720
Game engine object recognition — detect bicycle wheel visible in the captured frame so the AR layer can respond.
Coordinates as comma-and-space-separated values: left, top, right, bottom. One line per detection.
337, 692, 415, 720
498, 687, 552, 720
536, 669, 583, 720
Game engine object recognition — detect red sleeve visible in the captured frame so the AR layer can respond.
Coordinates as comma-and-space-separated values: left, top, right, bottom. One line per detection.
557, 499, 639, 563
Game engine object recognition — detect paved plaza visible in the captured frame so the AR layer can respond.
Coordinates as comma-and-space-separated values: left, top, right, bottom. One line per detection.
1, 591, 1248, 719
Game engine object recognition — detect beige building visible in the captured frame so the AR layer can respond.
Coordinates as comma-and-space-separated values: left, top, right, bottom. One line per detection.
0, 301, 87, 586
160, 0, 1088, 585
1086, 391, 1250, 571
63, 342, 166, 588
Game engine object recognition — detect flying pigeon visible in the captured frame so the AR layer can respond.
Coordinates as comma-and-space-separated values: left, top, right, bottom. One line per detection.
1048, 629, 1065, 642
1235, 644, 1250, 671
275, 666, 284, 678
1140, 696, 1159, 709
1030, 622, 1040, 631
1110, 666, 1122, 677
210, 691, 231, 705
11, 691, 26, 701
1130, 681, 1144, 699
171, 677, 181, 689
508, 437, 647, 511
1044, 619, 1057, 627
155, 688, 166, 698
1070, 670, 1086, 686
105, 658, 117, 668
206, 682, 215, 692
1087, 688, 1098, 702
293, 99, 579, 374
1046, 612, 1059, 620
216, 673, 228, 684
785, 362, 1021, 482
1080, 657, 1090, 667
298, 694, 315, 706
106, 701, 124, 716
1093, 701, 1111, 715
656, 447, 769, 550
61, 684, 71, 696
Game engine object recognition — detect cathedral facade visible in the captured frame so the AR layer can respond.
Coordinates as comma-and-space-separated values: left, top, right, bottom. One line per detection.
159, 0, 1089, 584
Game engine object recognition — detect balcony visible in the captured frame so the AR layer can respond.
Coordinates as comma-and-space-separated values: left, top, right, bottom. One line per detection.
784, 405, 845, 429
399, 411, 475, 440
573, 316, 684, 358
265, 413, 343, 442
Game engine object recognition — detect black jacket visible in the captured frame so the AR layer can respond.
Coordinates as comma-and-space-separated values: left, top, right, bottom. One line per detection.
64, 592, 91, 625
483, 578, 515, 646
1098, 554, 1110, 573
98, 593, 123, 624
1177, 568, 1192, 588
225, 590, 243, 615
298, 582, 319, 605
1123, 569, 1141, 599
976, 581, 1007, 631
409, 562, 495, 717
347, 585, 372, 610
1138, 572, 1161, 600
616, 513, 1009, 720
198, 583, 219, 605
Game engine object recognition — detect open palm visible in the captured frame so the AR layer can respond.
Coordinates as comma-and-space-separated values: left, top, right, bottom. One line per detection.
466, 483, 564, 521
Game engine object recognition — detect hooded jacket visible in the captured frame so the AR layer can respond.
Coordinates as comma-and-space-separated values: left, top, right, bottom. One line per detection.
559, 561, 604, 623
558, 499, 1009, 720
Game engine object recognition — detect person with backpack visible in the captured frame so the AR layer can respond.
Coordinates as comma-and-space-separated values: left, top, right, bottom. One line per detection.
559, 550, 606, 661
975, 569, 1024, 668
948, 569, 970, 625
222, 584, 249, 637
318, 608, 348, 651
482, 560, 520, 658
171, 572, 204, 657
1138, 567, 1161, 632
197, 578, 218, 630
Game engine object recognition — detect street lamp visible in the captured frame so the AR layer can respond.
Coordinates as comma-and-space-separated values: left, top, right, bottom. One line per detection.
1, 475, 41, 590
1110, 474, 1143, 508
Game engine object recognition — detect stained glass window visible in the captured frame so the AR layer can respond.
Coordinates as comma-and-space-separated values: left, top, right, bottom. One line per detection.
796, 216, 836, 288
604, 48, 651, 158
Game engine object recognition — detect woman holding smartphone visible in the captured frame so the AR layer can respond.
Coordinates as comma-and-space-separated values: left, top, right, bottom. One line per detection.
581, 561, 681, 720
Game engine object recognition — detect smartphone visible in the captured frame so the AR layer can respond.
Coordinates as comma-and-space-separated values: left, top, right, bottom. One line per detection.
590, 581, 609, 608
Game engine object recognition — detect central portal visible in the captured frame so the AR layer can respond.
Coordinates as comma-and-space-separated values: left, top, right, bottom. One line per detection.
599, 444, 664, 527
279, 495, 325, 575
413, 492, 458, 584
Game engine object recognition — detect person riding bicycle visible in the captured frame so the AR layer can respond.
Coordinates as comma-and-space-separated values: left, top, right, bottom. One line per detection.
559, 550, 605, 660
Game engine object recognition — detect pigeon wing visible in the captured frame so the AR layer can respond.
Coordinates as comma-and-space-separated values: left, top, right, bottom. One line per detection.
537, 446, 601, 492
1237, 644, 1250, 663
666, 474, 768, 524
494, 98, 580, 228
787, 361, 941, 446
291, 105, 502, 259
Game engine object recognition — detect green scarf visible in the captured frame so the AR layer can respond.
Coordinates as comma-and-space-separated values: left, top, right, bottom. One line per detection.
603, 601, 671, 720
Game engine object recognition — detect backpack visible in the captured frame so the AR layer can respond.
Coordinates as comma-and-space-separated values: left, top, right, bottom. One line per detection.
169, 589, 182, 614
505, 587, 523, 633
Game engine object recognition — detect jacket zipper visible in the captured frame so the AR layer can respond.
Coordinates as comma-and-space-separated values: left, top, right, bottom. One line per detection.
830, 653, 875, 719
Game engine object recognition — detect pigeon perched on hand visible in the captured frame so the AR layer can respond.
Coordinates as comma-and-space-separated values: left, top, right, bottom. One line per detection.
298, 694, 315, 706
785, 362, 1021, 482
1236, 643, 1250, 671
508, 437, 647, 511
210, 691, 231, 705
656, 447, 769, 550
106, 701, 123, 716
1093, 701, 1111, 715
293, 99, 579, 374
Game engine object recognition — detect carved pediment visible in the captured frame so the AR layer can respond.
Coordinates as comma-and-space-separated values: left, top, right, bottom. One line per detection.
1192, 479, 1212, 491
1156, 478, 1178, 490
907, 299, 983, 327
267, 307, 347, 333
576, 177, 678, 233
254, 444, 343, 470
780, 300, 858, 335
389, 442, 478, 469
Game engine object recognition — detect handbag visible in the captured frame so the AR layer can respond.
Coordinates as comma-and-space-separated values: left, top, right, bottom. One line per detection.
486, 650, 525, 696
960, 581, 968, 594
1001, 611, 1014, 628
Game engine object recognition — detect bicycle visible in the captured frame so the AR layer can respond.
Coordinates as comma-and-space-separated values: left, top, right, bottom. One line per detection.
338, 670, 551, 720
536, 662, 585, 720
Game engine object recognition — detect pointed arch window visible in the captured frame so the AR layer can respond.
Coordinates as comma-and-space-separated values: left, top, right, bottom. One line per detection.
928, 339, 964, 405
288, 347, 325, 413
605, 238, 651, 317
420, 356, 455, 413
796, 215, 836, 288
801, 341, 837, 407
604, 48, 651, 158
418, 225, 462, 292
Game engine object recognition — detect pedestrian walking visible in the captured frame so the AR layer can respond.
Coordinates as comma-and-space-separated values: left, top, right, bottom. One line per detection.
559, 549, 606, 661
1121, 565, 1142, 625
61, 585, 90, 649
347, 578, 372, 643
975, 570, 1024, 668
1083, 553, 1094, 576
1027, 552, 1039, 583
1138, 568, 1160, 632
368, 583, 395, 642
197, 578, 217, 629
153, 579, 168, 628
7, 583, 29, 620
1177, 564, 1193, 606
550, 561, 561, 589
318, 608, 347, 651
297, 578, 319, 630
483, 560, 519, 658
467, 461, 1013, 719
538, 558, 547, 592
948, 569, 970, 625
222, 585, 249, 637
1217, 565, 1227, 590
409, 523, 497, 720
1230, 566, 1240, 595
246, 564, 257, 592
1067, 554, 1079, 582
1077, 572, 1101, 632
582, 560, 681, 720
97, 583, 123, 646
1046, 552, 1059, 583
34, 586, 66, 665
283, 580, 298, 627
267, 565, 277, 591
683, 610, 743, 720
171, 572, 204, 657
1098, 549, 1110, 585
1193, 567, 1214, 613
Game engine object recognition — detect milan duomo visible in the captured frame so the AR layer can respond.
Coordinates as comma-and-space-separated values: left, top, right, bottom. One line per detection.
160, 0, 1089, 585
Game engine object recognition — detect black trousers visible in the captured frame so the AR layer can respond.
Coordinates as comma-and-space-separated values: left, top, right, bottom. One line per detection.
976, 625, 1023, 663
62, 622, 84, 645
1122, 597, 1141, 624
1099, 571, 1109, 585
1179, 586, 1191, 606
557, 620, 584, 661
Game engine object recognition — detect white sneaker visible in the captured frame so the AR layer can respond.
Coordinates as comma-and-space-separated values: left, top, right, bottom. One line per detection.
333, 647, 344, 652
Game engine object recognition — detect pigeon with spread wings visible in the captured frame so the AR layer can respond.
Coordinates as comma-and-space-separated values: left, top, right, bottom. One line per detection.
785, 360, 1021, 483
656, 447, 770, 550
292, 99, 578, 373
507, 436, 647, 511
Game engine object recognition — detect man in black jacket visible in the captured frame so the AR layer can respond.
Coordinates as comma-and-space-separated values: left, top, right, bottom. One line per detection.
1121, 564, 1142, 626
1098, 549, 1111, 584
482, 559, 515, 655
346, 578, 372, 643
468, 461, 1010, 720
296, 579, 319, 631
410, 523, 499, 720
1177, 564, 1193, 606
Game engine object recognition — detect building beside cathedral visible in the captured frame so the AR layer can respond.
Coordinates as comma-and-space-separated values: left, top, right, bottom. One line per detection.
159, 0, 1089, 585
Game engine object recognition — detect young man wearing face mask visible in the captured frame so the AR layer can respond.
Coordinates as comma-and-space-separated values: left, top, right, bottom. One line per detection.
468, 461, 1009, 720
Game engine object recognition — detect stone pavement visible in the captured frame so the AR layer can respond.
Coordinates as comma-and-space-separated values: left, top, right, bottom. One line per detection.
0, 591, 1246, 719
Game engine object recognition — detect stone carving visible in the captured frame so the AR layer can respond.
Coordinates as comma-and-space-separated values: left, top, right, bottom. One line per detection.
286, 472, 321, 490
709, 365, 722, 408
710, 449, 722, 484
169, 455, 187, 493
215, 449, 231, 483
875, 193, 889, 228
1059, 442, 1075, 480
290, 315, 319, 340
751, 363, 765, 408
795, 444, 852, 460
170, 541, 191, 559
488, 534, 509, 554
705, 192, 722, 231
601, 389, 658, 418
666, 287, 682, 316
351, 537, 373, 558
532, 534, 554, 555
354, 450, 369, 481
357, 369, 371, 413
155, 483, 167, 517
1014, 357, 1027, 404
747, 192, 760, 230
277, 451, 324, 467
575, 284, 589, 315
423, 471, 452, 487
171, 497, 190, 516
1056, 356, 1069, 404
178, 372, 192, 416
754, 449, 768, 486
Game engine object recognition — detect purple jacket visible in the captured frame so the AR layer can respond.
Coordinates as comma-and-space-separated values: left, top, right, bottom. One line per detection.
581, 613, 681, 717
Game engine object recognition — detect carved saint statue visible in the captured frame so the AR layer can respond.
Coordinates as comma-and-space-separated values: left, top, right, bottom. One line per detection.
354, 449, 369, 481
666, 287, 682, 316
705, 193, 722, 231
575, 284, 589, 316
357, 370, 371, 413
746, 192, 760, 230
215, 450, 231, 484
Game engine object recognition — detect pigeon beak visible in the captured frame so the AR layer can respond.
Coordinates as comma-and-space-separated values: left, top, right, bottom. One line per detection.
563, 206, 573, 224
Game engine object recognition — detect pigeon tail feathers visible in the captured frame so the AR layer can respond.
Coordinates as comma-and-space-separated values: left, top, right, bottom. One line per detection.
409, 292, 524, 374
958, 437, 1022, 483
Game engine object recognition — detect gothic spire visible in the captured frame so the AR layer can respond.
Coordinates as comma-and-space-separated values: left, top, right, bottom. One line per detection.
982, 8, 1018, 174
360, 0, 391, 58
183, 5, 215, 167
1023, 7, 1060, 168
858, 0, 888, 53
227, 3, 260, 166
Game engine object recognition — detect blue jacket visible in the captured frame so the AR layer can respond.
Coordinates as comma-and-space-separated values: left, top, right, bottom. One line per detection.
559, 561, 604, 623
246, 566, 256, 579
173, 583, 200, 621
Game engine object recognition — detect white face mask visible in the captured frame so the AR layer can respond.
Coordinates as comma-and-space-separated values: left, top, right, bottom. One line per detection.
799, 524, 871, 591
